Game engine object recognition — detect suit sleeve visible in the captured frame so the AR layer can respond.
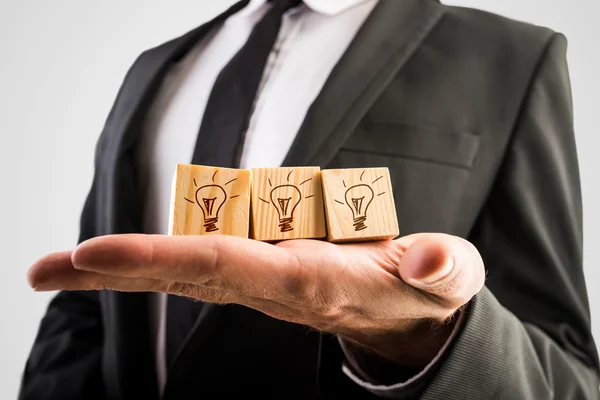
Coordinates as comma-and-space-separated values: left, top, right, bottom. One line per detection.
18, 179, 106, 400
413, 32, 600, 400
317, 33, 599, 400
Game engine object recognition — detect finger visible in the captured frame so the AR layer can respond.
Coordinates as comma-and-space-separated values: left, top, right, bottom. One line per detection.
71, 234, 307, 300
28, 251, 73, 289
29, 251, 251, 304
28, 250, 313, 323
29, 250, 172, 293
395, 233, 485, 311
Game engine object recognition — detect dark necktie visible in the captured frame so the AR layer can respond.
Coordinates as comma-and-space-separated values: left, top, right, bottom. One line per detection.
165, 0, 303, 369
191, 0, 303, 168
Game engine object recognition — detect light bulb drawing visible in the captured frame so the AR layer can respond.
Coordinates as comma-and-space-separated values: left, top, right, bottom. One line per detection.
195, 185, 226, 232
344, 184, 374, 231
183, 171, 240, 233
258, 169, 315, 233
269, 185, 302, 232
334, 170, 387, 232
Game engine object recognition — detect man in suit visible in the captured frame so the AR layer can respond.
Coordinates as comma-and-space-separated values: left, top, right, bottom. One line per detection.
19, 0, 600, 399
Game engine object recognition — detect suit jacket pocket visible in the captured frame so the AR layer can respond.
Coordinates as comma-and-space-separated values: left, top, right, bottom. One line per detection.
340, 120, 480, 169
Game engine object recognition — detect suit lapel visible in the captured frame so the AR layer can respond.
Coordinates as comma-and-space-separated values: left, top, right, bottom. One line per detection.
97, 2, 250, 399
282, 0, 445, 168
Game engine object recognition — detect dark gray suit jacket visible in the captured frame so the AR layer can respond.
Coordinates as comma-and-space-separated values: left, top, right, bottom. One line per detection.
19, 0, 600, 399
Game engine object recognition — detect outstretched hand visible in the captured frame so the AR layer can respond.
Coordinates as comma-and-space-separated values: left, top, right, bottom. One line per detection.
28, 233, 485, 367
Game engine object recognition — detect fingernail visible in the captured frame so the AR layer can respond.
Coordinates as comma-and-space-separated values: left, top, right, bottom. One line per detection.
32, 284, 53, 292
409, 256, 454, 287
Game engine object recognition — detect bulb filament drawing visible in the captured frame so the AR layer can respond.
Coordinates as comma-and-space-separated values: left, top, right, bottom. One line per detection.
335, 171, 386, 232
344, 184, 374, 231
183, 170, 239, 233
195, 185, 226, 232
270, 185, 302, 232
258, 169, 315, 233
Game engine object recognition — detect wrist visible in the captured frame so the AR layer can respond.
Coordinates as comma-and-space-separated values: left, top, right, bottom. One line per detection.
338, 309, 462, 369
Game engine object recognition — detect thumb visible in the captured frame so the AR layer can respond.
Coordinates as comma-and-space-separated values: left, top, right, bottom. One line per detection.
395, 233, 486, 311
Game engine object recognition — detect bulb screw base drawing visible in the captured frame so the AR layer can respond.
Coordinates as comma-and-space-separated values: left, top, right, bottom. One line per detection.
353, 216, 367, 231
203, 217, 219, 233
278, 217, 294, 233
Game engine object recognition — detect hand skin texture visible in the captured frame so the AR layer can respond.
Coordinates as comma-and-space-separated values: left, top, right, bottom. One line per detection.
27, 233, 485, 368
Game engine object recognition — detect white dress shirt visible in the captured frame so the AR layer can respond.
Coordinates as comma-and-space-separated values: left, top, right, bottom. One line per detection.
135, 0, 379, 394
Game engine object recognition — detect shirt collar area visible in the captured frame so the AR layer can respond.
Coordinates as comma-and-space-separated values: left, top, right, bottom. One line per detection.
237, 0, 375, 17
303, 0, 375, 15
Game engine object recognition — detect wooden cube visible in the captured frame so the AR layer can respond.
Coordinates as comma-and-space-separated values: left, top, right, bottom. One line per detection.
250, 167, 326, 241
169, 164, 251, 237
321, 167, 399, 243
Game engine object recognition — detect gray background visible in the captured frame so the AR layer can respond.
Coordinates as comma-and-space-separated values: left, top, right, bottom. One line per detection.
0, 1, 597, 398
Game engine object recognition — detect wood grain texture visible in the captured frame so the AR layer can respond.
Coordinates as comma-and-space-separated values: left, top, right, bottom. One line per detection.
250, 167, 326, 241
169, 164, 250, 237
321, 167, 399, 243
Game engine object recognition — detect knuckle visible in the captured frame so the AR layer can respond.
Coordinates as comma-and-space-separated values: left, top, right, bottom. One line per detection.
166, 281, 189, 296
182, 285, 206, 300
366, 240, 403, 273
382, 240, 404, 265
